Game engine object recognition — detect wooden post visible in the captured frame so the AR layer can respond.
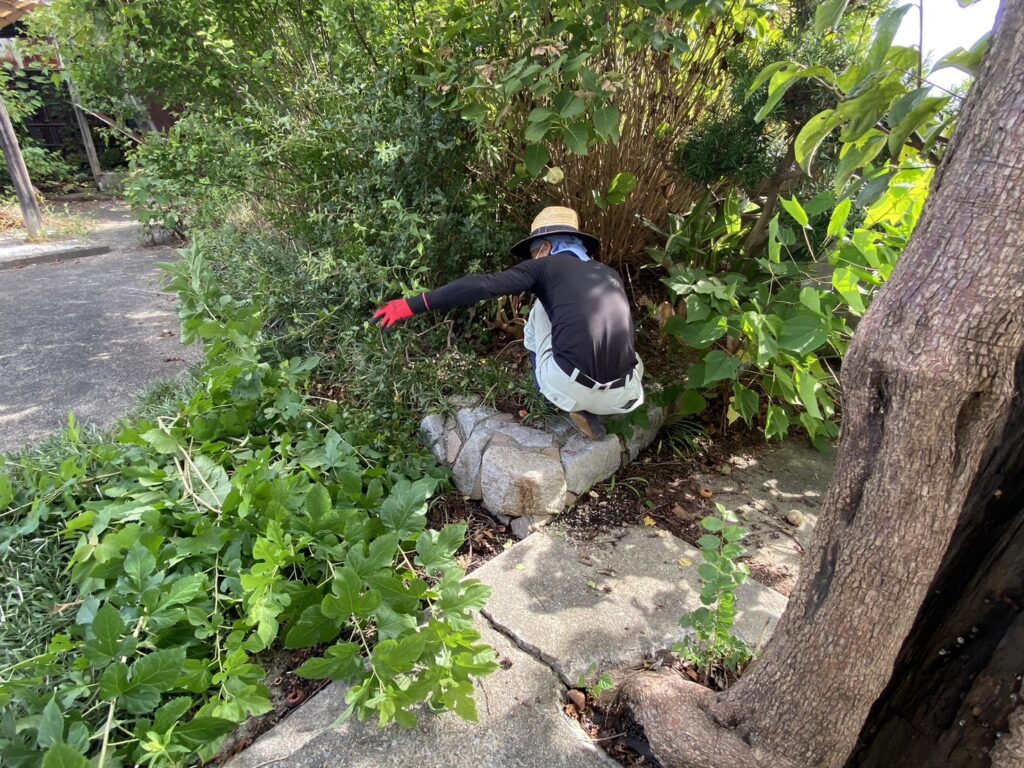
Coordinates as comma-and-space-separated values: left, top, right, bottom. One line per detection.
0, 94, 43, 238
68, 82, 102, 184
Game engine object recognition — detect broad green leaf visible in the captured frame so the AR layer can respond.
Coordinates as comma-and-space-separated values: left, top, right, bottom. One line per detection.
416, 524, 467, 576
684, 294, 710, 322
731, 383, 758, 426
173, 717, 237, 747
592, 106, 620, 143
524, 121, 550, 143
794, 109, 841, 173
887, 93, 948, 156
605, 172, 637, 205
676, 317, 727, 349
767, 214, 781, 262
799, 287, 823, 315
460, 101, 487, 120
697, 535, 721, 551
795, 369, 823, 419
378, 478, 431, 539
41, 743, 89, 768
139, 428, 180, 455
131, 647, 186, 691
779, 196, 809, 228
284, 605, 342, 649
294, 642, 363, 681
120, 684, 162, 714
152, 697, 194, 734
83, 603, 128, 665
837, 81, 905, 142
866, 4, 912, 72
524, 143, 549, 177
932, 32, 991, 77
561, 121, 591, 155
306, 483, 332, 520
527, 107, 554, 123
188, 455, 230, 508
37, 699, 64, 749
834, 133, 887, 192
765, 406, 791, 441
677, 389, 707, 417
437, 581, 491, 627
701, 516, 723, 532
778, 311, 828, 354
124, 542, 157, 593
374, 603, 418, 640
322, 566, 375, 619
372, 632, 427, 675
832, 267, 866, 314
814, 0, 850, 34
747, 61, 789, 96
722, 526, 746, 543
348, 532, 401, 576
702, 351, 742, 385
754, 65, 835, 122
827, 198, 852, 238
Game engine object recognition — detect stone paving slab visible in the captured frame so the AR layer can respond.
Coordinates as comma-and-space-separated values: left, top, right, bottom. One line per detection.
228, 526, 787, 767
475, 526, 787, 685
227, 619, 617, 768
0, 201, 199, 454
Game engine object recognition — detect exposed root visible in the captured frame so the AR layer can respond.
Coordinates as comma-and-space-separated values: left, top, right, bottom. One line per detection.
613, 669, 795, 768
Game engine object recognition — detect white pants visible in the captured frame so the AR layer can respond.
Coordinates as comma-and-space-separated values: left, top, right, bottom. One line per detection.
523, 301, 644, 415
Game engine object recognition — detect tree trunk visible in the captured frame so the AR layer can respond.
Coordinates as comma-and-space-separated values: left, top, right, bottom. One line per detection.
618, 2, 1024, 766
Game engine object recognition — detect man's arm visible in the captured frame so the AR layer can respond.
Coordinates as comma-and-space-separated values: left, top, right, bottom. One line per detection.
408, 259, 544, 313
373, 260, 544, 327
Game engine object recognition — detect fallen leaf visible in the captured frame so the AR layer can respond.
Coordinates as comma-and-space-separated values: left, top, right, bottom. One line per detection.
515, 563, 526, 571
677, 557, 692, 568
699, 486, 714, 499
588, 490, 599, 499
568, 689, 587, 709
518, 409, 528, 418
643, 515, 656, 526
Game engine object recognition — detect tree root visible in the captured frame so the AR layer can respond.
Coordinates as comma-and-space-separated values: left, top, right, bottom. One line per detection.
613, 669, 796, 768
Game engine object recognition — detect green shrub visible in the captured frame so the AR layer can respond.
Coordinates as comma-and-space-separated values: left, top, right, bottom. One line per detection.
0, 247, 497, 767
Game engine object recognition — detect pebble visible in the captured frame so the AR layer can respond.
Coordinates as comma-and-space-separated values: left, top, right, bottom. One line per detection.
719, 464, 732, 475
785, 510, 804, 527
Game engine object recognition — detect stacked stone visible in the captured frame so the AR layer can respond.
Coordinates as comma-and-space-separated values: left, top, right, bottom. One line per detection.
420, 401, 665, 539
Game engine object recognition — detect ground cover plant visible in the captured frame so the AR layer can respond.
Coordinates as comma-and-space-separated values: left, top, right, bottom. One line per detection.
0, 249, 497, 767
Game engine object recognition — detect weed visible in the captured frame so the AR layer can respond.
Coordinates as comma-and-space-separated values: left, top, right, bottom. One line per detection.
674, 503, 753, 687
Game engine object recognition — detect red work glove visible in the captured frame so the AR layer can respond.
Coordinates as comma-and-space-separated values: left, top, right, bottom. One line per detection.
372, 298, 414, 328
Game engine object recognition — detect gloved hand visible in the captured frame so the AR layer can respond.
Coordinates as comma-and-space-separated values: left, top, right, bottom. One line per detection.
372, 298, 414, 328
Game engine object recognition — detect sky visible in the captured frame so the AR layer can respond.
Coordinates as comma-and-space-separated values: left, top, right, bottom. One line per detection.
892, 0, 1000, 89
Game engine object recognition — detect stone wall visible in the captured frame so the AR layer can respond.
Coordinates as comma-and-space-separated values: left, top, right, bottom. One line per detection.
420, 402, 666, 538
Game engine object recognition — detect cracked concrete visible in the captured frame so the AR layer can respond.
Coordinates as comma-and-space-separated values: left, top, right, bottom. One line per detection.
227, 526, 787, 766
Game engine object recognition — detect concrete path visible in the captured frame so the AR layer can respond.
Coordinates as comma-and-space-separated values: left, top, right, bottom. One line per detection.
227, 526, 787, 767
0, 199, 200, 454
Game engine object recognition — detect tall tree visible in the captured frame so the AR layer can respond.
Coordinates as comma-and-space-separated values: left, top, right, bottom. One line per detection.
618, 1, 1024, 766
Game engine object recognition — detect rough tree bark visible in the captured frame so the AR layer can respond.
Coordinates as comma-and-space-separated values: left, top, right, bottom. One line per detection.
618, 2, 1024, 766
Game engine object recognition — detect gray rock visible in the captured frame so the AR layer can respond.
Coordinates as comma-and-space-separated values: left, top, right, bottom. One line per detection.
624, 404, 667, 461
480, 446, 567, 518
451, 426, 495, 499
419, 414, 447, 463
457, 406, 499, 440
560, 434, 622, 494
474, 527, 786, 685
488, 420, 557, 452
511, 514, 556, 540
444, 430, 464, 464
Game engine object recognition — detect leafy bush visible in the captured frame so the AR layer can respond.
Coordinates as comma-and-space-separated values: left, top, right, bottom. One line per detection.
0, 247, 497, 767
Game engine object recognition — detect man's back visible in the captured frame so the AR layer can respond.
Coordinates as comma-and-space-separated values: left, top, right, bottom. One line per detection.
534, 254, 636, 382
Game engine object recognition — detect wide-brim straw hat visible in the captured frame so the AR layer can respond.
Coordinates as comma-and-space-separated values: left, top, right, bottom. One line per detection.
510, 206, 601, 259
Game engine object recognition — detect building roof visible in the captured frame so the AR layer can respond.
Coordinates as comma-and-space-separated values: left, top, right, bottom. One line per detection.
0, 1, 41, 29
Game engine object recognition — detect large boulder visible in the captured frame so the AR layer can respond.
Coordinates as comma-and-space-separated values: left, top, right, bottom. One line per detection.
480, 446, 567, 518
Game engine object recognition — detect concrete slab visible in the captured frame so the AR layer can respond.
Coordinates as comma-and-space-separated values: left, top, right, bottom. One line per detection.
474, 527, 787, 685
228, 619, 617, 768
0, 201, 200, 454
687, 440, 834, 594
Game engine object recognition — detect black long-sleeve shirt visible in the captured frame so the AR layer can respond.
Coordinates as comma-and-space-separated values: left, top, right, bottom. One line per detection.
407, 254, 636, 382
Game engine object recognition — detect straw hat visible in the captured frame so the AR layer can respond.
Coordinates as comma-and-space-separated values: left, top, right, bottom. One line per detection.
510, 206, 601, 259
